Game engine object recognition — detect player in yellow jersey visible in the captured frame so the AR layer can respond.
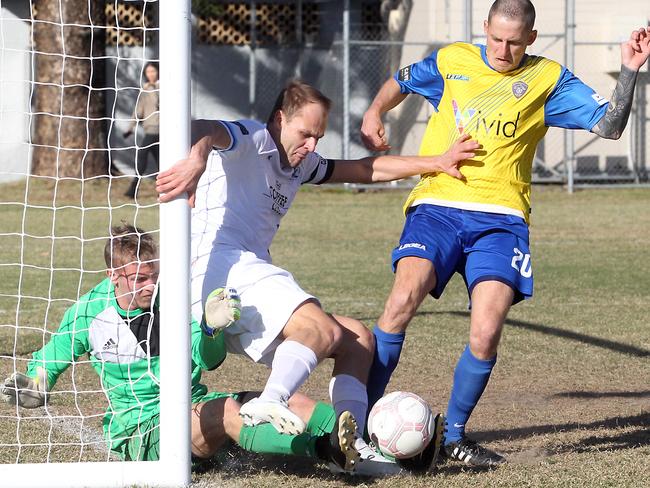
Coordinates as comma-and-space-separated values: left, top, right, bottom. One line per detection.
360, 0, 650, 468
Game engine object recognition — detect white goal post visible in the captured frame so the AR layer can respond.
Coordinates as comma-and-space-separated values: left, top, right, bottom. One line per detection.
0, 0, 191, 486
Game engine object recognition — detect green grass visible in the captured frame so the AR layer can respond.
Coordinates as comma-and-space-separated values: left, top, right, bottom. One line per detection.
0, 180, 648, 486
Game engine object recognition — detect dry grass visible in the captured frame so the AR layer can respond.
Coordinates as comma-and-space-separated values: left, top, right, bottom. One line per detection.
0, 181, 648, 486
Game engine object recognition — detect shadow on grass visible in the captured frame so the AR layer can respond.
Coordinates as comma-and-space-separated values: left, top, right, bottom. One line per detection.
553, 390, 650, 399
473, 411, 650, 451
417, 310, 650, 359
196, 444, 379, 484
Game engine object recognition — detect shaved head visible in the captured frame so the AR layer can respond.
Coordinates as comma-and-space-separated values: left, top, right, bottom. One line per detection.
488, 0, 536, 31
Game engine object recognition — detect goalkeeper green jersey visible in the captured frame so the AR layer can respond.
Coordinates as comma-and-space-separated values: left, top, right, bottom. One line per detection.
25, 278, 226, 451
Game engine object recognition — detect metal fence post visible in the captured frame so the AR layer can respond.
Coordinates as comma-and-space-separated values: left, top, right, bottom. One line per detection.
564, 0, 575, 193
249, 0, 257, 118
343, 0, 350, 160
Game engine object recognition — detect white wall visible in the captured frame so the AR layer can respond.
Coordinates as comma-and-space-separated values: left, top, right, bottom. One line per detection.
0, 2, 31, 183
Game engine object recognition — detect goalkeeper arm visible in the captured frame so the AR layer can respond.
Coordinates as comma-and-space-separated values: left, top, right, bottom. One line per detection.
2, 304, 91, 408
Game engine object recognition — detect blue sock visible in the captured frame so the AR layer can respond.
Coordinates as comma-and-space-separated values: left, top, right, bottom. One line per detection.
366, 326, 405, 410
444, 345, 496, 444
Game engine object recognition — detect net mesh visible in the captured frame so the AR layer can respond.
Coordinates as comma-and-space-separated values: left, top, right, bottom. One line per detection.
0, 0, 160, 464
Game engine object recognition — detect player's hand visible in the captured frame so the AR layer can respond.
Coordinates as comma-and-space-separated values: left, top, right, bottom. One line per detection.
361, 110, 391, 152
156, 154, 206, 207
436, 133, 480, 179
621, 27, 650, 71
1, 370, 47, 408
202, 287, 241, 337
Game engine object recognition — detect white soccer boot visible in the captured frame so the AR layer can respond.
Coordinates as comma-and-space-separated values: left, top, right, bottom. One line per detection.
238, 397, 306, 435
329, 437, 405, 477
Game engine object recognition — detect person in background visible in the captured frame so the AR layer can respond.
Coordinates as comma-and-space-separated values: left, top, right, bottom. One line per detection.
124, 62, 160, 198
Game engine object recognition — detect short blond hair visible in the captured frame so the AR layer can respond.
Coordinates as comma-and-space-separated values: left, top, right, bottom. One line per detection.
104, 223, 157, 269
488, 0, 536, 31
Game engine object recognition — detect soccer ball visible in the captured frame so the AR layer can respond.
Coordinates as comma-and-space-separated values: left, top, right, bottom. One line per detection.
367, 391, 435, 459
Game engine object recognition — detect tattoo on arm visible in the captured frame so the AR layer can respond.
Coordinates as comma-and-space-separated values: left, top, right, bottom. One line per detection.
592, 66, 638, 140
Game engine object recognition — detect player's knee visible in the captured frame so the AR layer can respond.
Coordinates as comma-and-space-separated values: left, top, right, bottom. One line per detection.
469, 330, 500, 359
335, 317, 374, 356
320, 319, 343, 354
297, 313, 343, 356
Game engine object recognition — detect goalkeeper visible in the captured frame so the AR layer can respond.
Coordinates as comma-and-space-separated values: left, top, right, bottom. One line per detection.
1, 223, 359, 471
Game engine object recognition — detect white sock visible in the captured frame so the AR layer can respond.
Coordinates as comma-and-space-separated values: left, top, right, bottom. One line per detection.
258, 340, 318, 404
329, 374, 368, 436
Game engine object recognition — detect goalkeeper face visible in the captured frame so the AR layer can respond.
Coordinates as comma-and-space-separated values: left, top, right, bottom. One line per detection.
108, 260, 159, 311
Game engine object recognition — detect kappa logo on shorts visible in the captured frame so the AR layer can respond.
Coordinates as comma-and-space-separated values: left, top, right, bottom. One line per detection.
512, 81, 528, 99
398, 242, 426, 251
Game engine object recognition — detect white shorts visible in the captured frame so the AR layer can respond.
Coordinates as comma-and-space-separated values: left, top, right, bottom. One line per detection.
191, 248, 315, 364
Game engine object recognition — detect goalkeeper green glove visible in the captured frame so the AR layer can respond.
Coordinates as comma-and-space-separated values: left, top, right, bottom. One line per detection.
201, 287, 241, 337
1, 368, 48, 408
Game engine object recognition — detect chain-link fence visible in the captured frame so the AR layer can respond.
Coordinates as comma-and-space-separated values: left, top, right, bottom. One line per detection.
188, 0, 649, 189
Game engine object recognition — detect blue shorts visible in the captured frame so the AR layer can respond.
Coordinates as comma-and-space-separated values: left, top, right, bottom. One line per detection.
391, 204, 533, 304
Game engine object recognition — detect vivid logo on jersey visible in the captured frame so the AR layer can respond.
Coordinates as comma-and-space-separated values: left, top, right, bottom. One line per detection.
452, 99, 520, 138
452, 99, 475, 134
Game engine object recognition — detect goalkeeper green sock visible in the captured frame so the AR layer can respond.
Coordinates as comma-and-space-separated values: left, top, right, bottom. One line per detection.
238, 423, 319, 458
305, 401, 336, 436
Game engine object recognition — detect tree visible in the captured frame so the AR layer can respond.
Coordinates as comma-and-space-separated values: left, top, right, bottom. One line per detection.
32, 0, 107, 177
381, 0, 413, 74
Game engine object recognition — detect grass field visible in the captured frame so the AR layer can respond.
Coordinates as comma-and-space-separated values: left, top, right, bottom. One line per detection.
0, 178, 649, 487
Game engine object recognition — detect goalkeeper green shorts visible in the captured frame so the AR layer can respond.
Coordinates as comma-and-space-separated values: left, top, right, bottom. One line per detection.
116, 390, 242, 462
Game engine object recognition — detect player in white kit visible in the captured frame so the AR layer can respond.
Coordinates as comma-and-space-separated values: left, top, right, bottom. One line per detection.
157, 80, 478, 475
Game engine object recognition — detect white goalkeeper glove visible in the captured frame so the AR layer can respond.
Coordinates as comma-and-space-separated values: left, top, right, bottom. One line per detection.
1, 368, 48, 408
201, 287, 241, 337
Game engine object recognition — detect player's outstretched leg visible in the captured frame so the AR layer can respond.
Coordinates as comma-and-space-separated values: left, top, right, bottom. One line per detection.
237, 406, 358, 470
367, 256, 437, 409
443, 281, 512, 467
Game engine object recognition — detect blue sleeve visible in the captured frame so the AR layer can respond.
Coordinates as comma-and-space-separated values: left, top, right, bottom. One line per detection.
545, 67, 609, 130
393, 50, 445, 110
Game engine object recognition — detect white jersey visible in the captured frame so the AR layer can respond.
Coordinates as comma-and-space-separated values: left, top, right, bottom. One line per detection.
192, 119, 334, 263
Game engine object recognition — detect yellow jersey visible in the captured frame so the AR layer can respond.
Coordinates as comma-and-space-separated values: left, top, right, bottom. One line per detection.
395, 42, 608, 222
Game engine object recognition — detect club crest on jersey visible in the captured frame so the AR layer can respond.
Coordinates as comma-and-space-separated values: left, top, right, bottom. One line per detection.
512, 81, 528, 99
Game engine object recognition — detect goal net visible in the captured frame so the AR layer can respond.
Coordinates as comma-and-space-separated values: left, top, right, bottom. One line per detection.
0, 1, 191, 486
